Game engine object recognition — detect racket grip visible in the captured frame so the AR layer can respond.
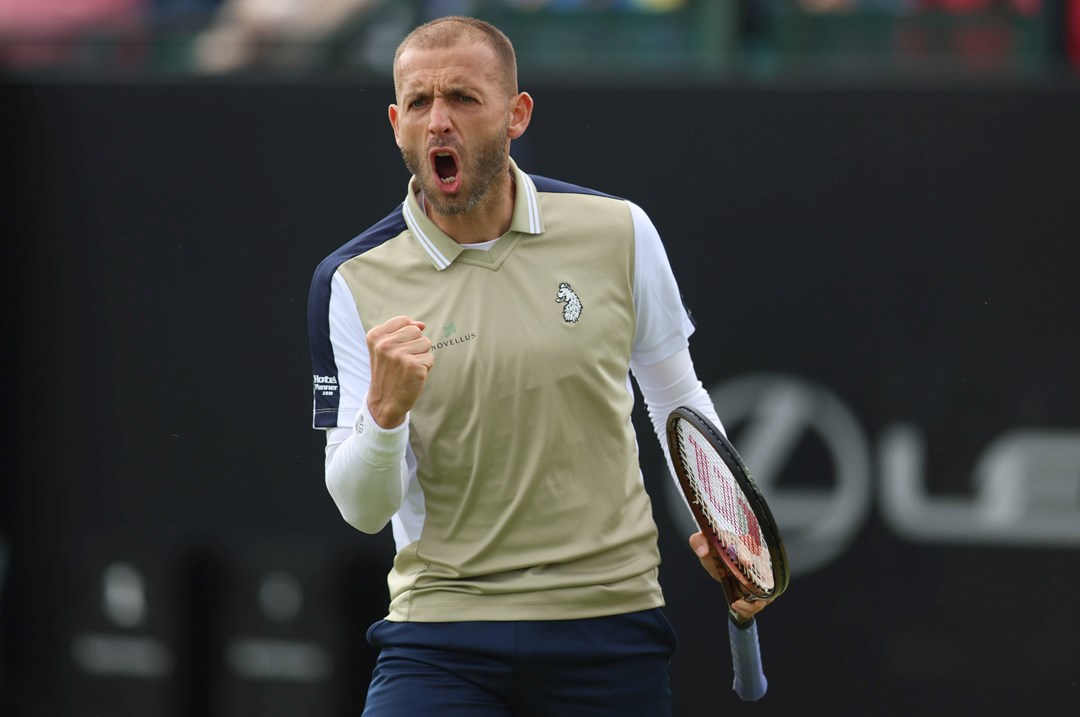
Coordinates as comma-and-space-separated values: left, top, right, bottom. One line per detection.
728, 617, 768, 701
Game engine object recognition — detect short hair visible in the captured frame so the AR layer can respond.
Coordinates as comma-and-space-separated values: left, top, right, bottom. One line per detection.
393, 16, 518, 97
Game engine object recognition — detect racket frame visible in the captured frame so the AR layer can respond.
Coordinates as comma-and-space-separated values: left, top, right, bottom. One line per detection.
666, 406, 790, 614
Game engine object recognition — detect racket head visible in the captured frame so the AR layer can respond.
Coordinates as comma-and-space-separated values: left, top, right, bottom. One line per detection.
666, 406, 789, 602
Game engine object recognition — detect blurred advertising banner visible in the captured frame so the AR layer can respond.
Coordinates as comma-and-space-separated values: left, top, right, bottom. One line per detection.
3, 78, 1078, 715
60, 536, 189, 717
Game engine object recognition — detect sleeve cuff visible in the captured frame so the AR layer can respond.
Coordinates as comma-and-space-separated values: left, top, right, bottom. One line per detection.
354, 399, 409, 467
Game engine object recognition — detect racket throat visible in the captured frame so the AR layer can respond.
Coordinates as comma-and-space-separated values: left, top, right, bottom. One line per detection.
718, 571, 753, 627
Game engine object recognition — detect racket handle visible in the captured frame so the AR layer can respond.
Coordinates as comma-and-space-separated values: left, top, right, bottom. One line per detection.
728, 617, 768, 701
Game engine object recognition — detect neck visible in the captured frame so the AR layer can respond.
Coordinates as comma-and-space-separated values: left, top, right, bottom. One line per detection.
422, 169, 516, 245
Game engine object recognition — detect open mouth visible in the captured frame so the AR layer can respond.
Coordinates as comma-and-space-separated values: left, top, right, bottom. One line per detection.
433, 151, 459, 185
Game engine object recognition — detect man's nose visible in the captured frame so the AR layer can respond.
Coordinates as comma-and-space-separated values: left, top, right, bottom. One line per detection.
428, 99, 452, 135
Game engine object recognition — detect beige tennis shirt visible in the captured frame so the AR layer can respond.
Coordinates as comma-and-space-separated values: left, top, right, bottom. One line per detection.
310, 160, 696, 621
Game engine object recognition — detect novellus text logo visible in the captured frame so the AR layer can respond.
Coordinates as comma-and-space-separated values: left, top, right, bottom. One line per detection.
313, 375, 338, 397
431, 332, 477, 352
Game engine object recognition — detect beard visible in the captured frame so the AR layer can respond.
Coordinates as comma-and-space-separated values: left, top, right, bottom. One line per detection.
401, 121, 510, 217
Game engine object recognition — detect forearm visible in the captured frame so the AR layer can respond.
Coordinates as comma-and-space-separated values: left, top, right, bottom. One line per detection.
631, 348, 726, 480
324, 400, 410, 533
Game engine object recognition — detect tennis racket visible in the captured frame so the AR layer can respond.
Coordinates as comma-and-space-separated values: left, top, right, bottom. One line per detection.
666, 405, 790, 701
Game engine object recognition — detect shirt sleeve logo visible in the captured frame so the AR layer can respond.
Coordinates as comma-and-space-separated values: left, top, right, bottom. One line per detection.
556, 282, 583, 323
313, 374, 339, 397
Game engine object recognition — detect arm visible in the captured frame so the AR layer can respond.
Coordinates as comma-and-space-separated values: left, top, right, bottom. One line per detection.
324, 403, 410, 534
625, 200, 769, 622
631, 347, 725, 475
632, 350, 771, 624
311, 263, 431, 533
324, 316, 432, 533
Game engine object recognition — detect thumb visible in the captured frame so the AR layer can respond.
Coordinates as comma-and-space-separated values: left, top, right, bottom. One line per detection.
689, 532, 710, 558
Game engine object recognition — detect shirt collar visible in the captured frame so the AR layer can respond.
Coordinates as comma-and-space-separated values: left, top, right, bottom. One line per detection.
402, 158, 544, 271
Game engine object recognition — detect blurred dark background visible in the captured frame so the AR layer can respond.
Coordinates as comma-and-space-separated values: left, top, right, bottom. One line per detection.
3, 1, 1079, 715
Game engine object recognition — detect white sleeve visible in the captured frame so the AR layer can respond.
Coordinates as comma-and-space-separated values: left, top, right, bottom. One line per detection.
630, 347, 726, 495
321, 271, 409, 533
325, 271, 371, 426
629, 201, 696, 366
625, 199, 720, 478
324, 398, 410, 534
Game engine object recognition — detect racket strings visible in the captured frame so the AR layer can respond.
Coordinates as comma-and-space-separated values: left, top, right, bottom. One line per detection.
677, 425, 775, 594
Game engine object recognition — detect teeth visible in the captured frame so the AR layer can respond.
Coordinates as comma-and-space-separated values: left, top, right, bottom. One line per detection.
441, 176, 456, 183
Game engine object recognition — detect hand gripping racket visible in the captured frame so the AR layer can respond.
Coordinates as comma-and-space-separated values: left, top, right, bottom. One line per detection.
666, 406, 790, 701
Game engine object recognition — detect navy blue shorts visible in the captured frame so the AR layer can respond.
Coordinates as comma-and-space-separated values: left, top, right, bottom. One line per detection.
361, 608, 678, 716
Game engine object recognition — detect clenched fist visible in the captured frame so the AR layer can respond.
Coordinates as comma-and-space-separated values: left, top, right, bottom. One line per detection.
366, 316, 433, 429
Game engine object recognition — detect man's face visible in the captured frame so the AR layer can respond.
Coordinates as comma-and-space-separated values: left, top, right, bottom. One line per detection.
390, 42, 514, 217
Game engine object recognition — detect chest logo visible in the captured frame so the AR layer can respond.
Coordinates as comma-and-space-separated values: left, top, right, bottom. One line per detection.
431, 320, 476, 352
556, 282, 583, 323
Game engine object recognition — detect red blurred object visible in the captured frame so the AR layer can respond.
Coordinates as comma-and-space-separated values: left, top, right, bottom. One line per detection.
0, 0, 145, 67
919, 0, 1042, 14
0, 0, 143, 32
1069, 0, 1080, 71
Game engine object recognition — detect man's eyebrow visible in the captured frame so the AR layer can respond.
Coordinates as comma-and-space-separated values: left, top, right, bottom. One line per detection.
440, 84, 478, 96
401, 80, 482, 99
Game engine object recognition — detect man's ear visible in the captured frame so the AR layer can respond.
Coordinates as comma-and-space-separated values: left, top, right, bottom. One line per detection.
388, 104, 402, 148
507, 92, 533, 141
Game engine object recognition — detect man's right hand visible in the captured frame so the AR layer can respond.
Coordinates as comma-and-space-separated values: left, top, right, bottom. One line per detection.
366, 316, 433, 428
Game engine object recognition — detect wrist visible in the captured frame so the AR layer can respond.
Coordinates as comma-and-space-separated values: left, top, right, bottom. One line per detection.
367, 398, 407, 430
352, 398, 409, 467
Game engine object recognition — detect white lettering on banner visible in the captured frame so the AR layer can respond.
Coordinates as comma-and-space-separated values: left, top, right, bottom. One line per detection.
226, 638, 332, 682
71, 633, 174, 677
103, 562, 146, 628
880, 427, 1080, 544
69, 561, 175, 679
662, 374, 872, 576
222, 570, 334, 682
259, 570, 303, 622
661, 373, 1080, 578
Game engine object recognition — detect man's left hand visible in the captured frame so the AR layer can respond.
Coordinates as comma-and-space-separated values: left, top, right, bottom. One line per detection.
689, 531, 773, 623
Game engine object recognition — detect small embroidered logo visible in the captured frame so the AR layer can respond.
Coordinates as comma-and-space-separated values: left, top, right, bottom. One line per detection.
443, 321, 457, 337
556, 282, 583, 323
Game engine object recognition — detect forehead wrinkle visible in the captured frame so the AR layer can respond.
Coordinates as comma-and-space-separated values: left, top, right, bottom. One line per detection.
395, 44, 508, 100
401, 74, 477, 96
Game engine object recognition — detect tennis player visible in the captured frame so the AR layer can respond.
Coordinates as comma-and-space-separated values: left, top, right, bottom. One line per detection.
307, 15, 770, 716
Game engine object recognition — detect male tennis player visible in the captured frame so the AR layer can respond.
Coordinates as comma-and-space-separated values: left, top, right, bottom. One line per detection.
307, 15, 770, 715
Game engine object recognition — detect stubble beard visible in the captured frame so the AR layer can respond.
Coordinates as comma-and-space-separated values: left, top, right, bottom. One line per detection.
402, 123, 510, 217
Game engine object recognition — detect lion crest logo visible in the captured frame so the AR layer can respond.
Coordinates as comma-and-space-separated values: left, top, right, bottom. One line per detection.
556, 282, 583, 323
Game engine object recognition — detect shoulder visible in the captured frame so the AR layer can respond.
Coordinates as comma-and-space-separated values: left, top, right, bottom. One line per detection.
312, 205, 408, 285
529, 173, 622, 201
528, 174, 660, 227
528, 174, 659, 247
529, 173, 636, 228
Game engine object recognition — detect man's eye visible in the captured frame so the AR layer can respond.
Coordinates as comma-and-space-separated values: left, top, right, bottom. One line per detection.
410, 98, 427, 109
457, 95, 475, 103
